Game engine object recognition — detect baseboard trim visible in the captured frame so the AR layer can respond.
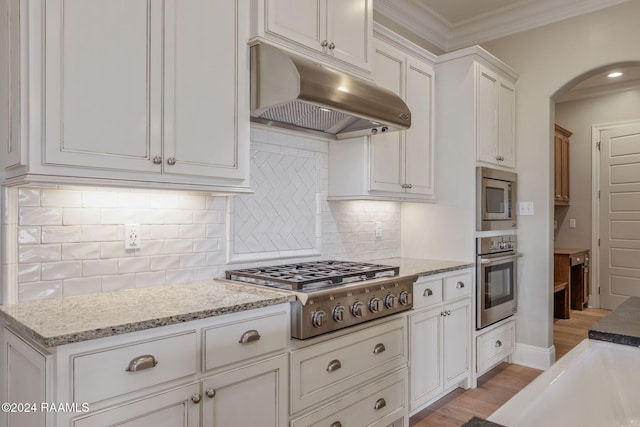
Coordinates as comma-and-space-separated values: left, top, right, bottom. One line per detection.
512, 342, 555, 370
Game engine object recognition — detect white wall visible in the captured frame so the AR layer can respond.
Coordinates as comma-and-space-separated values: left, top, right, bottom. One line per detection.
555, 89, 640, 249
481, 1, 640, 352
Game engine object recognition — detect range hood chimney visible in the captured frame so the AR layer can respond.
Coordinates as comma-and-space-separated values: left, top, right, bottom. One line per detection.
250, 43, 411, 140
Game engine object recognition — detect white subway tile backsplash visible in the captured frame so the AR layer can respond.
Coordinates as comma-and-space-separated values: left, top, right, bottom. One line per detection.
63, 277, 102, 297
42, 226, 82, 243
83, 259, 118, 276
19, 207, 62, 226
6, 129, 401, 302
18, 227, 40, 244
42, 261, 83, 280
118, 257, 151, 274
41, 189, 82, 207
62, 242, 100, 261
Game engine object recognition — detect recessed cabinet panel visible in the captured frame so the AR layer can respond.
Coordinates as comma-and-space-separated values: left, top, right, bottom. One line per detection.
45, 0, 160, 171
266, 0, 325, 53
476, 68, 498, 165
326, 0, 370, 70
164, 0, 247, 179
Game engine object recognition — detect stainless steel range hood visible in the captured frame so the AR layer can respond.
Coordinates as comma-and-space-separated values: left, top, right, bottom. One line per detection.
250, 43, 411, 140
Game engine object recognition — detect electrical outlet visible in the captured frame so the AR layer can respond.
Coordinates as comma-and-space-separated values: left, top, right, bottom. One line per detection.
375, 222, 383, 239
125, 224, 141, 250
569, 218, 576, 229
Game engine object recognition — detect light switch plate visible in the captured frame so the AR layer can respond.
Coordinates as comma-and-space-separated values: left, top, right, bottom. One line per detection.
519, 202, 534, 216
569, 218, 576, 228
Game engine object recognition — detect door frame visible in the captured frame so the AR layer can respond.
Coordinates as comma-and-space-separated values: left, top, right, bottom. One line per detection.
591, 119, 640, 308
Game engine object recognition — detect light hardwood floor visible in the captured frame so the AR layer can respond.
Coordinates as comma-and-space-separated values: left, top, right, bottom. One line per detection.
409, 308, 610, 427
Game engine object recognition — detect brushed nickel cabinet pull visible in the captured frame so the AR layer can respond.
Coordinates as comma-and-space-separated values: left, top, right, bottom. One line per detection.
326, 359, 342, 372
330, 422, 342, 427
374, 398, 386, 410
239, 329, 261, 344
456, 281, 465, 289
495, 340, 503, 348
166, 157, 176, 166
373, 343, 386, 355
191, 393, 201, 404
423, 288, 433, 296
125, 355, 158, 372
152, 156, 162, 164
206, 388, 216, 398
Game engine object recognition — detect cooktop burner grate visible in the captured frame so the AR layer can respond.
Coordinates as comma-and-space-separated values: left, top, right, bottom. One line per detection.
225, 260, 399, 291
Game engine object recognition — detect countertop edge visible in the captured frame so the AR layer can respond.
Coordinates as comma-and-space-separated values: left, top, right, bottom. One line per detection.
588, 297, 640, 347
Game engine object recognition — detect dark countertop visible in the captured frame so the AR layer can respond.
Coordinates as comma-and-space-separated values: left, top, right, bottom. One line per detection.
588, 297, 640, 346
462, 416, 505, 427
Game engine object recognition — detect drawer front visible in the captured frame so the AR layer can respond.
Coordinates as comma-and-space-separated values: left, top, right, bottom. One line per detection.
413, 278, 443, 310
290, 317, 407, 413
570, 252, 587, 266
73, 331, 197, 404
290, 369, 407, 427
444, 272, 472, 301
476, 320, 515, 373
203, 310, 288, 371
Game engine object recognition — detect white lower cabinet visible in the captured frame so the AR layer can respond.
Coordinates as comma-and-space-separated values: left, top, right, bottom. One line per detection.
0, 304, 289, 427
476, 319, 515, 376
408, 271, 472, 413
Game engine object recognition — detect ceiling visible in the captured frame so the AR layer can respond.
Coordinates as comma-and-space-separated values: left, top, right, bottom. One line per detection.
374, 0, 639, 101
374, 0, 631, 52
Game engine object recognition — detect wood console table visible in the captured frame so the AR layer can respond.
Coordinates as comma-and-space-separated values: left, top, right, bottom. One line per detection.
554, 248, 590, 311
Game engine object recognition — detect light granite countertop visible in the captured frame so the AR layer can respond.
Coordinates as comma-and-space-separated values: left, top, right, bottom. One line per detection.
0, 280, 295, 348
371, 257, 474, 277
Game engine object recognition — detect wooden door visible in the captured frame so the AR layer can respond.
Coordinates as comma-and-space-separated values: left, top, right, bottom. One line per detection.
599, 122, 640, 309
44, 0, 162, 173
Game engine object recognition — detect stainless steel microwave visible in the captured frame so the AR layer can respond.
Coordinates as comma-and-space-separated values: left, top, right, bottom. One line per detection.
476, 167, 517, 231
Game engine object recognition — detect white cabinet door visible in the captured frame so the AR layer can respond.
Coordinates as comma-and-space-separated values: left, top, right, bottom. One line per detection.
265, 0, 326, 54
476, 63, 516, 168
163, 0, 249, 180
201, 354, 288, 427
44, 0, 162, 172
370, 40, 404, 193
498, 79, 516, 168
404, 57, 435, 198
443, 298, 471, 388
326, 0, 372, 71
408, 306, 442, 411
73, 383, 200, 427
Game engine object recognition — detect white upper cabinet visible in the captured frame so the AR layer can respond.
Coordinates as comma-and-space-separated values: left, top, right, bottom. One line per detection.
476, 63, 516, 168
253, 0, 373, 75
2, 0, 251, 192
328, 26, 435, 202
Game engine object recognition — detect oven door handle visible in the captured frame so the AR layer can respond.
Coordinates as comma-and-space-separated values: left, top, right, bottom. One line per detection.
479, 254, 519, 265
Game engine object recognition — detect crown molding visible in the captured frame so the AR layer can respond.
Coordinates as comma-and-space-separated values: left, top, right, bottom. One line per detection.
374, 0, 630, 52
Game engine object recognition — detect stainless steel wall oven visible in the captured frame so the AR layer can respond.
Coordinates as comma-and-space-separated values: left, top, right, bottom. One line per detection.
476, 235, 518, 329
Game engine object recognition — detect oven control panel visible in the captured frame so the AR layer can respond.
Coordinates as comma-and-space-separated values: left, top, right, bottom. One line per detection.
291, 275, 417, 340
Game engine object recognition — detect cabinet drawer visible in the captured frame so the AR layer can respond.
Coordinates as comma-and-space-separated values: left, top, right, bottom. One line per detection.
444, 272, 472, 301
570, 252, 587, 266
73, 331, 197, 404
203, 310, 288, 371
413, 278, 443, 309
290, 317, 407, 413
476, 320, 515, 374
290, 369, 407, 427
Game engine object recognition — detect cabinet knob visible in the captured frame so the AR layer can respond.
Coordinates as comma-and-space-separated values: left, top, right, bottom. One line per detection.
166, 157, 176, 166
321, 40, 328, 47
328, 42, 335, 50
152, 156, 162, 165
495, 340, 503, 348
191, 393, 202, 404
205, 388, 216, 398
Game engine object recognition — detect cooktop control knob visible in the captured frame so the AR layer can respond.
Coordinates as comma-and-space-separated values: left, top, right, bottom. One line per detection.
384, 294, 396, 309
398, 290, 410, 306
311, 310, 327, 328
332, 305, 346, 322
369, 297, 382, 313
351, 301, 365, 318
